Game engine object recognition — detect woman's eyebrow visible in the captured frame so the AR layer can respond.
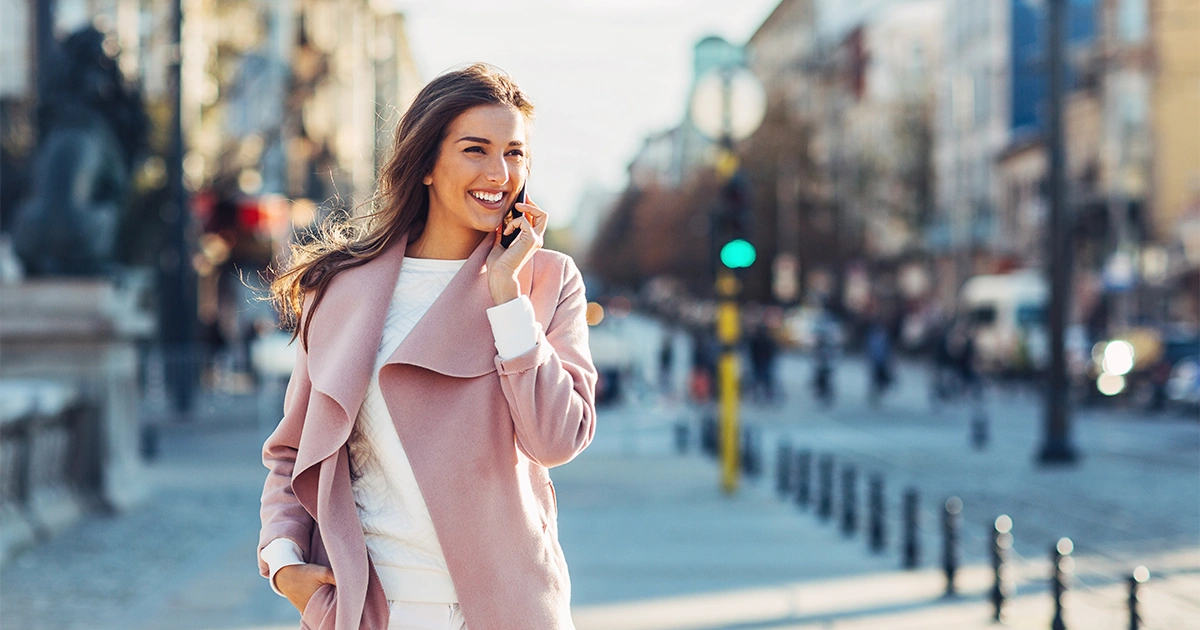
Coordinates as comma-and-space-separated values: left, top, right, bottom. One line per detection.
456, 136, 524, 147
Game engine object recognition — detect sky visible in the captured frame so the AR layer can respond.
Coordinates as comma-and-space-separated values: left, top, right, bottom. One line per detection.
395, 0, 784, 228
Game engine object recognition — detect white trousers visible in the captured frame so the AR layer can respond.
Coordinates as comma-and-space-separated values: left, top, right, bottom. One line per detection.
387, 601, 467, 630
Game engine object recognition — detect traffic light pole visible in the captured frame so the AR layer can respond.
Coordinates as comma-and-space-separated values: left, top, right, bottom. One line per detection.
716, 269, 741, 495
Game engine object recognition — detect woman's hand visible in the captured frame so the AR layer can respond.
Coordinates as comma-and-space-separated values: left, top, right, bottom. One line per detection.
487, 199, 548, 305
275, 563, 336, 614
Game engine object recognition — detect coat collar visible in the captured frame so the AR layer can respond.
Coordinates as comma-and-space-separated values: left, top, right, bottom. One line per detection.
304, 232, 533, 424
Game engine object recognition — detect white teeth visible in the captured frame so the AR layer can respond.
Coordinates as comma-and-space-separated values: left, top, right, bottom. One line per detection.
471, 191, 502, 203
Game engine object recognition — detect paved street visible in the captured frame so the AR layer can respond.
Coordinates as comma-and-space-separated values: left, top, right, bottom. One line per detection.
0, 320, 1197, 629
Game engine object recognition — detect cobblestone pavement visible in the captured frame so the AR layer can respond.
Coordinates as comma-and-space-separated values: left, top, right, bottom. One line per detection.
0, 343, 1196, 630
0, 412, 298, 630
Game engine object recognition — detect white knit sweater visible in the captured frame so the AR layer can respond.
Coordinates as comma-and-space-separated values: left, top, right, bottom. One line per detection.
262, 256, 541, 603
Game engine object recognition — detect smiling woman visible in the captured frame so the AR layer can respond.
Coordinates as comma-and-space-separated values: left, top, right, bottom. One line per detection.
259, 63, 597, 630
414, 104, 530, 259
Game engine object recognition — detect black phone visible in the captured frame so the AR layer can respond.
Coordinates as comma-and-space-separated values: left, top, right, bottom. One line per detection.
500, 184, 528, 248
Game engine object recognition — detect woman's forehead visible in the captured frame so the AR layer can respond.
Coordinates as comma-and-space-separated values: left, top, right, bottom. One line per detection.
447, 104, 527, 143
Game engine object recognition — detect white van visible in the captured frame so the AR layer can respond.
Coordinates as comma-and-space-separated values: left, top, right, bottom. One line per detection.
959, 271, 1049, 374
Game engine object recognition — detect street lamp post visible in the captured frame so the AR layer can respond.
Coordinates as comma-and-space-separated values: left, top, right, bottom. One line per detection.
1038, 0, 1078, 464
160, 0, 197, 416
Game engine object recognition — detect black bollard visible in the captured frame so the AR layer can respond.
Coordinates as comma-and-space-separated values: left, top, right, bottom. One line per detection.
991, 515, 1014, 623
903, 489, 920, 570
740, 427, 761, 479
971, 408, 989, 450
868, 474, 885, 553
840, 466, 858, 537
1128, 566, 1148, 630
674, 420, 689, 454
775, 441, 792, 498
701, 413, 717, 458
942, 496, 962, 596
817, 455, 834, 521
748, 428, 762, 479
794, 450, 812, 509
1051, 538, 1073, 630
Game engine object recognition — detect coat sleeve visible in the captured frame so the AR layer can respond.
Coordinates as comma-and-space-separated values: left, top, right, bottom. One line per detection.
257, 329, 317, 578
495, 256, 598, 468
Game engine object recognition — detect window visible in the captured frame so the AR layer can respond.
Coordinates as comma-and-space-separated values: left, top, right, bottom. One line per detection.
1016, 304, 1046, 327
1118, 0, 1148, 42
970, 306, 998, 326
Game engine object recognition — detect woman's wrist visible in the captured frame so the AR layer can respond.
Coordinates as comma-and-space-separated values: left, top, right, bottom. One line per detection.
489, 275, 520, 305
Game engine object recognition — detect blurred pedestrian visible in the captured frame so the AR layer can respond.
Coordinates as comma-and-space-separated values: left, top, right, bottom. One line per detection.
689, 328, 716, 403
812, 310, 838, 407
659, 329, 675, 395
948, 319, 980, 403
748, 322, 779, 403
866, 321, 893, 406
930, 320, 957, 403
259, 64, 597, 630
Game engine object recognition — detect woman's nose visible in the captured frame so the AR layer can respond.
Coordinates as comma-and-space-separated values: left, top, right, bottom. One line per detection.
484, 157, 509, 184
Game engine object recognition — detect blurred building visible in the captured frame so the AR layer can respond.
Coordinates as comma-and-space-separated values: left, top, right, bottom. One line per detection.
745, 0, 820, 306
1095, 0, 1200, 324
932, 0, 1097, 306
2, 0, 422, 375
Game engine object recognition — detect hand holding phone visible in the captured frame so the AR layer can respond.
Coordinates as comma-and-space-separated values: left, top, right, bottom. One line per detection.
500, 185, 528, 249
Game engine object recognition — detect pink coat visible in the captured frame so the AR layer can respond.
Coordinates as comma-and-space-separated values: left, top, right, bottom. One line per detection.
258, 235, 598, 630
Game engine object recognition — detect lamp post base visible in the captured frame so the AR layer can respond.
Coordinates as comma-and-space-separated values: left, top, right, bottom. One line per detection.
1037, 440, 1079, 465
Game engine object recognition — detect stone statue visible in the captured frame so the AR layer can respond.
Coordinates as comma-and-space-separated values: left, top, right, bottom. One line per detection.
12, 26, 147, 276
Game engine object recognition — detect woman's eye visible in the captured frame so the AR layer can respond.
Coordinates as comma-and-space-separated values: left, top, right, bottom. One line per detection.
465, 146, 485, 154
507, 150, 525, 159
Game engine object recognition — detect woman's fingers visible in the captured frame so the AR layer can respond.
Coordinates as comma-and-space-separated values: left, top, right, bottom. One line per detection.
516, 202, 548, 235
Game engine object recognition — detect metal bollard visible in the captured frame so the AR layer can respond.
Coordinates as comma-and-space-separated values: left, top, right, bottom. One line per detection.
991, 515, 1014, 623
1051, 538, 1074, 630
817, 455, 834, 521
868, 474, 885, 553
840, 465, 857, 537
701, 413, 717, 458
673, 420, 689, 455
903, 489, 920, 569
794, 450, 812, 509
748, 428, 762, 479
775, 441, 792, 497
971, 408, 989, 450
740, 427, 760, 479
942, 496, 962, 596
1129, 566, 1148, 630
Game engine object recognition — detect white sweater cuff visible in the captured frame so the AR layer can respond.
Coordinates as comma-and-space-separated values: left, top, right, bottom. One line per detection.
486, 295, 541, 360
262, 538, 305, 597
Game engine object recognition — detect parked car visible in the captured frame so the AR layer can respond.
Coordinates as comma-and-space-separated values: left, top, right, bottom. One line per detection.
588, 320, 634, 406
1083, 325, 1199, 410
782, 307, 843, 352
1166, 356, 1200, 414
959, 271, 1047, 376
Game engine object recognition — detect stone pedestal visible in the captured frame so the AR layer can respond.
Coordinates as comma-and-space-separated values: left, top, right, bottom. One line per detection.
0, 278, 155, 515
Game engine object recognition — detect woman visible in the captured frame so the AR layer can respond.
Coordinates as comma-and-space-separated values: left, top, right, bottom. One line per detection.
258, 63, 597, 630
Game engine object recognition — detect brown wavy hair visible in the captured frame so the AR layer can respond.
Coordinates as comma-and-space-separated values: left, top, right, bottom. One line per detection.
269, 63, 535, 349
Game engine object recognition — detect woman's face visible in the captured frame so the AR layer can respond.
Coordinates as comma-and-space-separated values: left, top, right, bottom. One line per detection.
424, 104, 529, 239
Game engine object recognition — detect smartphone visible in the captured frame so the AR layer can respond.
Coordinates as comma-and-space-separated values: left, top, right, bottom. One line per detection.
500, 184, 528, 248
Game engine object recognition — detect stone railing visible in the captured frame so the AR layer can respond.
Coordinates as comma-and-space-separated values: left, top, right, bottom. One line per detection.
0, 277, 155, 565
0, 380, 99, 564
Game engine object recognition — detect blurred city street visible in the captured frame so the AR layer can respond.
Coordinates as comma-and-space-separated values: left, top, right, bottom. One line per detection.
2, 0, 1198, 628
1, 315, 1197, 629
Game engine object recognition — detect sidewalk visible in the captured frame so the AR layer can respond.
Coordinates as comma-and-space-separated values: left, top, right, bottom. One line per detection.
561, 398, 1200, 629
0, 385, 1196, 629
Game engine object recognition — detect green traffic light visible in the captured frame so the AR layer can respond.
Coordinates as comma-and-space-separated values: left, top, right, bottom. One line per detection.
720, 239, 756, 269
